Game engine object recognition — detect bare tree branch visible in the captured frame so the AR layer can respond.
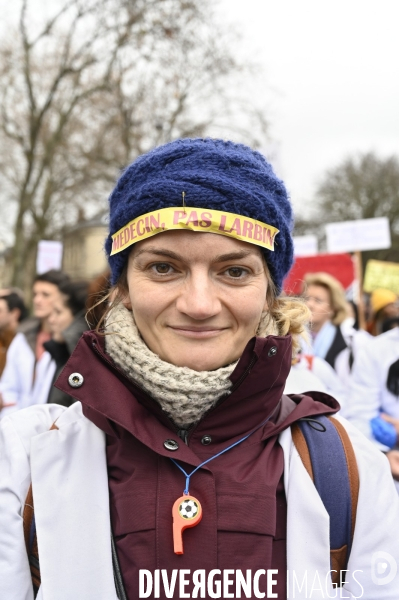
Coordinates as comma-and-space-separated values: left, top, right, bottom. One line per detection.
0, 0, 271, 288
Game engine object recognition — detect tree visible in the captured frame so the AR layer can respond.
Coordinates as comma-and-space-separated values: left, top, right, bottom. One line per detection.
0, 0, 269, 289
311, 152, 399, 262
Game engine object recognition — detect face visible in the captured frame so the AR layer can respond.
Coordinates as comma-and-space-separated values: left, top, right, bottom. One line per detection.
48, 296, 74, 337
32, 282, 62, 320
304, 284, 333, 331
122, 231, 269, 371
382, 302, 399, 319
0, 299, 11, 330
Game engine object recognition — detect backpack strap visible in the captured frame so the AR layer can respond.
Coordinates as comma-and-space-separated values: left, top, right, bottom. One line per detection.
291, 415, 359, 587
111, 531, 128, 600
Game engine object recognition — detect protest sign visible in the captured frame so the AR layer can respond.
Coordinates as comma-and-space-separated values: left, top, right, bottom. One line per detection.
363, 259, 399, 294
36, 240, 63, 274
293, 235, 318, 257
283, 252, 355, 295
325, 217, 391, 253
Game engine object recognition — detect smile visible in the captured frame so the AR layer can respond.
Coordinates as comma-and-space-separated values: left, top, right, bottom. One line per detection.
168, 326, 227, 339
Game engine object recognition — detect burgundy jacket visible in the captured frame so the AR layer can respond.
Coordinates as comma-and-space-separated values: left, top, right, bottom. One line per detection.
56, 330, 339, 599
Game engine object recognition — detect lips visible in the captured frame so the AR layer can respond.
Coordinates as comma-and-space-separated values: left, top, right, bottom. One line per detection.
168, 326, 227, 339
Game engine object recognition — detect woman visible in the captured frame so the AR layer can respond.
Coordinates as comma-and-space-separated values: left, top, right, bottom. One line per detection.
302, 271, 371, 395
302, 272, 349, 369
0, 139, 398, 599
44, 280, 89, 406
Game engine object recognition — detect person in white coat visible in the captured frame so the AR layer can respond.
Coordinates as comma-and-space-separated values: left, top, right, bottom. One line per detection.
1, 139, 398, 599
1, 400, 398, 599
335, 320, 372, 391
284, 351, 348, 413
303, 274, 371, 394
303, 272, 349, 371
346, 325, 399, 486
0, 270, 69, 417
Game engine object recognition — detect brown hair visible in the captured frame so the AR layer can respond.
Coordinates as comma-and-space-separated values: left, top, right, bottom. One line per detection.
86, 269, 112, 329
264, 270, 310, 354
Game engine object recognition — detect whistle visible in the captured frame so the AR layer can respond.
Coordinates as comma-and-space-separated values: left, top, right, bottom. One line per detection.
172, 495, 202, 554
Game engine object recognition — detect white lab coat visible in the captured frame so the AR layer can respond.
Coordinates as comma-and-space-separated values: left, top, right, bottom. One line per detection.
0, 333, 56, 417
285, 355, 348, 413
335, 325, 373, 391
0, 402, 398, 599
345, 327, 399, 449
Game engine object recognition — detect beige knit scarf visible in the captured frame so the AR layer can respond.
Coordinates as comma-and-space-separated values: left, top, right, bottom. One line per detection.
105, 302, 278, 428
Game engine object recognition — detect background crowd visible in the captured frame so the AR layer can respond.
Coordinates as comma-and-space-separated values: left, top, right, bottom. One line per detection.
0, 269, 109, 414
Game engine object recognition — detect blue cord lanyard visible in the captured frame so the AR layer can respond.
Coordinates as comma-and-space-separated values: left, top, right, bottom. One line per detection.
170, 412, 274, 496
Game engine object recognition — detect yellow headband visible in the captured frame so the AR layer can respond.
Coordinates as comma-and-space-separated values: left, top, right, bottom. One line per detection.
110, 206, 279, 256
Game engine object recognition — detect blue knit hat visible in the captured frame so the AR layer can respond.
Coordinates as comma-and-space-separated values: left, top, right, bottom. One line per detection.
106, 138, 294, 291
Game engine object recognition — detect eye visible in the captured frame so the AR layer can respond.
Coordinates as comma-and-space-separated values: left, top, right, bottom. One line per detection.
225, 267, 248, 278
151, 263, 174, 275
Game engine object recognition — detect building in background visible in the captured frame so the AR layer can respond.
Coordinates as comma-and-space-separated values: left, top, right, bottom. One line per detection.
62, 211, 108, 280
0, 211, 109, 291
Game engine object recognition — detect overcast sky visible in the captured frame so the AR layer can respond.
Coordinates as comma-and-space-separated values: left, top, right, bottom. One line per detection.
216, 0, 399, 215
2, 0, 398, 218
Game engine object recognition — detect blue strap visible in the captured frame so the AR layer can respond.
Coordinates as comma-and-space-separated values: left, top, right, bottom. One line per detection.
171, 411, 275, 496
298, 416, 353, 555
171, 431, 254, 495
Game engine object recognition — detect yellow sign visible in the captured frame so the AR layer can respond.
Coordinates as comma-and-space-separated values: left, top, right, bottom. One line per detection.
364, 259, 399, 294
110, 207, 279, 256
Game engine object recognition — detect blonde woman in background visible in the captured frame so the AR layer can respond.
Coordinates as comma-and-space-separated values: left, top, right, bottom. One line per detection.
303, 272, 349, 368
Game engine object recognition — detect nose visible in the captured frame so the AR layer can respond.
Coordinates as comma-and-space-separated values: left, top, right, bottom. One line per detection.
175, 270, 222, 320
305, 296, 316, 312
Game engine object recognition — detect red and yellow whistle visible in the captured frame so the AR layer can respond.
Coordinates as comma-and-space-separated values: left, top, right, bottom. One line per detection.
172, 495, 202, 554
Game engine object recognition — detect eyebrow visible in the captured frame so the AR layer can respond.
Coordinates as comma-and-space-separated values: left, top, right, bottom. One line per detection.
133, 247, 260, 263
